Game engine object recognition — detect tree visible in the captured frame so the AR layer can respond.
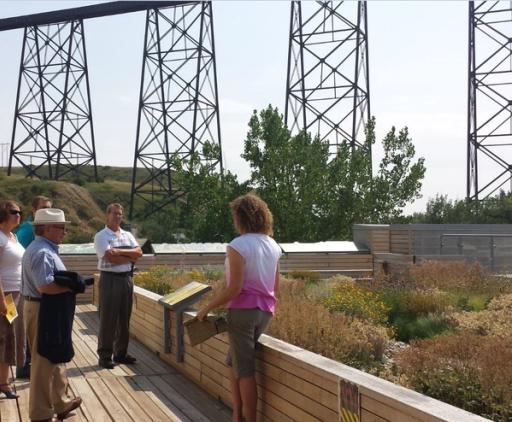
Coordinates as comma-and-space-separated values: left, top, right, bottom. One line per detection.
367, 118, 426, 221
243, 106, 426, 241
243, 107, 331, 241
412, 191, 512, 224
139, 142, 247, 243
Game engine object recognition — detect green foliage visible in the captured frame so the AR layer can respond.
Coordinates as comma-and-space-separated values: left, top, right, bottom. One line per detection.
168, 142, 248, 242
134, 265, 224, 296
392, 314, 454, 342
452, 293, 489, 312
369, 121, 426, 221
412, 191, 512, 224
378, 287, 455, 341
138, 204, 180, 243
322, 279, 390, 325
242, 106, 425, 241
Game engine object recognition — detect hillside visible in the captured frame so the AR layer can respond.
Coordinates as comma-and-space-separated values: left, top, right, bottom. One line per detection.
5, 165, 144, 184
0, 172, 108, 242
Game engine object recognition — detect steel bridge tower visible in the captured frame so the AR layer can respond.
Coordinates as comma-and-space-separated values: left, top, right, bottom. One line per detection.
8, 20, 97, 180
285, 0, 370, 154
130, 2, 222, 218
468, 1, 512, 200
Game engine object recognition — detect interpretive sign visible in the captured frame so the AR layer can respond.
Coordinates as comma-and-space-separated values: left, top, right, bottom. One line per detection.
159, 280, 212, 362
160, 281, 211, 308
339, 379, 360, 422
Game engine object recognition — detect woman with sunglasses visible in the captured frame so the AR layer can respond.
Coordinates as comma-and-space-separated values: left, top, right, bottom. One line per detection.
0, 200, 26, 399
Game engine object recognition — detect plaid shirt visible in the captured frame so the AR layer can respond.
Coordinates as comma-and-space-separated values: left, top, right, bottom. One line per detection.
94, 226, 138, 273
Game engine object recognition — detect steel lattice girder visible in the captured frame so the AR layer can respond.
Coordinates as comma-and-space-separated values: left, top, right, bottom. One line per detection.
8, 20, 98, 180
468, 1, 512, 200
130, 3, 222, 218
285, 0, 371, 154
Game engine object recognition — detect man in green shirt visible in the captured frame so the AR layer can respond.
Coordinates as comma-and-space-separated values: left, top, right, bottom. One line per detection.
15, 196, 52, 248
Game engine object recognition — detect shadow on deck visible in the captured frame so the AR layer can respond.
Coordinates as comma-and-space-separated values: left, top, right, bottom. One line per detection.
0, 304, 231, 422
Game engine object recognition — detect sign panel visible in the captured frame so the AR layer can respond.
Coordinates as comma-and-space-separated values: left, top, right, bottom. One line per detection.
339, 379, 360, 422
160, 281, 211, 307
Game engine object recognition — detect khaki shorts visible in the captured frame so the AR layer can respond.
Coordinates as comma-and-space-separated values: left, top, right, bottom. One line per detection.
225, 308, 272, 378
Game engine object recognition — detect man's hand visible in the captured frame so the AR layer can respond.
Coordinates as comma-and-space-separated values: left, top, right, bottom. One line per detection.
105, 249, 119, 257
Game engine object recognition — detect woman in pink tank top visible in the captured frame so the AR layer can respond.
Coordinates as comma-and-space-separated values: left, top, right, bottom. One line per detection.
197, 193, 281, 422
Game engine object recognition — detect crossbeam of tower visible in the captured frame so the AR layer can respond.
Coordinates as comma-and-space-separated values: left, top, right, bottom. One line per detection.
0, 2, 184, 31
285, 0, 371, 155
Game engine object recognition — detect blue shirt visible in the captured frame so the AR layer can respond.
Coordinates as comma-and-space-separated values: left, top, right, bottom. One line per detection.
15, 215, 35, 248
21, 236, 66, 298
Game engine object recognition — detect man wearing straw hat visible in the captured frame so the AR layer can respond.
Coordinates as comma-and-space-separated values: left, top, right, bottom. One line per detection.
22, 208, 82, 422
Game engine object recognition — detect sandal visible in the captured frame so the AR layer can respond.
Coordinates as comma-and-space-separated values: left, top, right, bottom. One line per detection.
0, 383, 18, 399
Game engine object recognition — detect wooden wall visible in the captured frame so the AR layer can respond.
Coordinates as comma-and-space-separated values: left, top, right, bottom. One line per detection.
390, 229, 413, 255
90, 281, 489, 422
62, 251, 373, 281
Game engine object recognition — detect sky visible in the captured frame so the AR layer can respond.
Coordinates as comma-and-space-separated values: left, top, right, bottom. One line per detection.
0, 1, 470, 213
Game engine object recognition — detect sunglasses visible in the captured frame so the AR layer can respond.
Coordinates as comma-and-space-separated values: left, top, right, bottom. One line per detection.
9, 209, 22, 216
51, 225, 67, 231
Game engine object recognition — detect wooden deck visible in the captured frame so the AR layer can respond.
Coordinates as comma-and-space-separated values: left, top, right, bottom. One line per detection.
0, 304, 231, 422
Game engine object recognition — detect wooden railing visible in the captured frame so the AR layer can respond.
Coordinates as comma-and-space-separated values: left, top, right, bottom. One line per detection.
87, 279, 489, 422
61, 251, 373, 283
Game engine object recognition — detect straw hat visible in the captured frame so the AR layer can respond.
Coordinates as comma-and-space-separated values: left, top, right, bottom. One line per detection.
32, 208, 70, 225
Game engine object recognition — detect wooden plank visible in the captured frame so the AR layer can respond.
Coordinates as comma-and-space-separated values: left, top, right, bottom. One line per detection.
116, 376, 173, 421
255, 383, 322, 422
160, 372, 231, 421
68, 376, 112, 421
86, 377, 133, 421
0, 395, 21, 421
97, 376, 149, 421
257, 357, 337, 411
8, 376, 29, 422
133, 375, 195, 422
361, 394, 437, 422
362, 408, 390, 422
255, 370, 337, 421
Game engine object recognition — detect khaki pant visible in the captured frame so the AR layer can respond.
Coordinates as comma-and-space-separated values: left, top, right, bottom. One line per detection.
24, 300, 73, 420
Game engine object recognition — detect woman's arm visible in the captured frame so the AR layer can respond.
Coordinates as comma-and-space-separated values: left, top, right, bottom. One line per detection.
196, 246, 244, 321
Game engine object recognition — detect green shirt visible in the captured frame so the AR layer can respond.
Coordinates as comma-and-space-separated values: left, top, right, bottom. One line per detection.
15, 215, 34, 248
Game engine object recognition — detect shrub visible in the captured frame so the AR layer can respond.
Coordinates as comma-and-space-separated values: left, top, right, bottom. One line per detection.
375, 287, 456, 341
451, 292, 489, 311
322, 278, 390, 325
287, 270, 321, 284
134, 266, 189, 295
268, 278, 390, 370
392, 314, 454, 342
451, 293, 512, 337
408, 260, 508, 297
394, 333, 512, 421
